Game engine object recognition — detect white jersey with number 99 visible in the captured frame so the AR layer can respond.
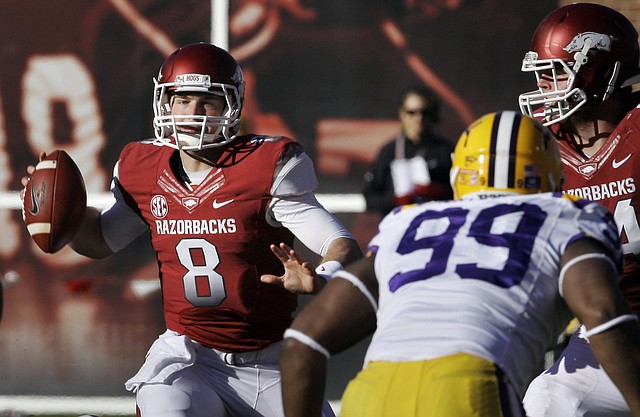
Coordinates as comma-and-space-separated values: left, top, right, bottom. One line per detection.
365, 192, 622, 396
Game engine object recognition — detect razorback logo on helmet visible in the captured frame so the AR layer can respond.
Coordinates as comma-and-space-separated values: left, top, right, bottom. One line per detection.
563, 32, 616, 53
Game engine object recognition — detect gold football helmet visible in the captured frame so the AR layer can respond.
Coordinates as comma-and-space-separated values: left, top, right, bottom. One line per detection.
450, 111, 563, 199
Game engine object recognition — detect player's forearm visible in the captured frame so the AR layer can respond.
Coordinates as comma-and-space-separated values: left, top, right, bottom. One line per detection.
311, 237, 363, 292
320, 237, 363, 267
69, 206, 114, 259
280, 338, 327, 417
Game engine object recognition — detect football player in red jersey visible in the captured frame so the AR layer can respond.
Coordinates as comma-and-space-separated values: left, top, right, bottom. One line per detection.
22, 43, 361, 417
518, 4, 640, 416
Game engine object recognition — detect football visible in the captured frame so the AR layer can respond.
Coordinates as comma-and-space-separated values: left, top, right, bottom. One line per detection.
23, 150, 87, 253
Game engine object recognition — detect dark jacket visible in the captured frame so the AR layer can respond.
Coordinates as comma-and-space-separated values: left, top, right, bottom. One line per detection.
363, 132, 453, 215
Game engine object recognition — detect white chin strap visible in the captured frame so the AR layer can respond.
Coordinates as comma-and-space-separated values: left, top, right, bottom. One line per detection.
175, 132, 202, 147
174, 132, 218, 149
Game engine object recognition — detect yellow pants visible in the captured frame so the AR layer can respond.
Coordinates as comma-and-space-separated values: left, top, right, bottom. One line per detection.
340, 353, 523, 417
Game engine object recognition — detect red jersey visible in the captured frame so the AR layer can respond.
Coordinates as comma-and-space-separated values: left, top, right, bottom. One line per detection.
115, 135, 300, 351
555, 106, 640, 313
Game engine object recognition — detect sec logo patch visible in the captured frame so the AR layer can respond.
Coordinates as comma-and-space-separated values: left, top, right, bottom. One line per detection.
151, 195, 169, 218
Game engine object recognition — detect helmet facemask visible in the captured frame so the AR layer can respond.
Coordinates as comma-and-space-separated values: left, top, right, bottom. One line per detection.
519, 52, 588, 126
519, 35, 622, 126
518, 3, 639, 126
153, 75, 242, 151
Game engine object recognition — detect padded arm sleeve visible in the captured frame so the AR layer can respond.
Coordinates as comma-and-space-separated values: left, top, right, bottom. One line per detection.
269, 149, 354, 256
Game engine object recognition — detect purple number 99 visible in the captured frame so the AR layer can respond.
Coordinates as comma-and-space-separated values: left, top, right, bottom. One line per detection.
389, 203, 547, 292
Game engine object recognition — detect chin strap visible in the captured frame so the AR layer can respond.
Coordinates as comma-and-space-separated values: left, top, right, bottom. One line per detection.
602, 61, 620, 102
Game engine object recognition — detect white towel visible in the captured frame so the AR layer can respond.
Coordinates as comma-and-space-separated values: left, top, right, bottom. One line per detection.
125, 329, 197, 392
391, 156, 431, 198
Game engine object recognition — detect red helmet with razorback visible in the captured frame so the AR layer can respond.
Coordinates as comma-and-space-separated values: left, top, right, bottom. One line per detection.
153, 43, 245, 150
518, 3, 640, 125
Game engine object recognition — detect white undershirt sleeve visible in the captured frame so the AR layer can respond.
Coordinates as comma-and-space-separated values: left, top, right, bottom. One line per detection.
269, 149, 354, 257
270, 148, 318, 195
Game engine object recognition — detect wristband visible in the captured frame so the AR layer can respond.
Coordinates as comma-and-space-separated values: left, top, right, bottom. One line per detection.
315, 261, 344, 281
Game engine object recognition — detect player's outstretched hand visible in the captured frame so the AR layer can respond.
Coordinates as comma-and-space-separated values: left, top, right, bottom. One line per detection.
261, 243, 324, 294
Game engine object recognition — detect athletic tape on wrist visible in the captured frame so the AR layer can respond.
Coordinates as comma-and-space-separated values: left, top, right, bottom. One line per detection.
558, 253, 617, 297
315, 260, 343, 281
333, 270, 378, 312
283, 328, 330, 359
583, 314, 639, 339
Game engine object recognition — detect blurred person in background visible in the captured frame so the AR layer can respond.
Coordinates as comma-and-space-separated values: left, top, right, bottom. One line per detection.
363, 86, 453, 216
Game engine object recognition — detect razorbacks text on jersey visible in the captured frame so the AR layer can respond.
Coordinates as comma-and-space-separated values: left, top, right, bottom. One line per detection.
364, 192, 622, 397
555, 105, 640, 313
114, 134, 301, 351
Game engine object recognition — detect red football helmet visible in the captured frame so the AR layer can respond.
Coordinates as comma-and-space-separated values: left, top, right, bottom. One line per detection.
153, 43, 245, 150
518, 3, 640, 125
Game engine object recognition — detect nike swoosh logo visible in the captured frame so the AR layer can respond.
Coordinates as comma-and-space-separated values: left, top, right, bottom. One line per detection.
612, 154, 632, 169
28, 182, 42, 216
212, 199, 234, 209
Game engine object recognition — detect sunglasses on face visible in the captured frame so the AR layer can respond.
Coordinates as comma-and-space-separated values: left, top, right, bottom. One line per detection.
402, 108, 431, 116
